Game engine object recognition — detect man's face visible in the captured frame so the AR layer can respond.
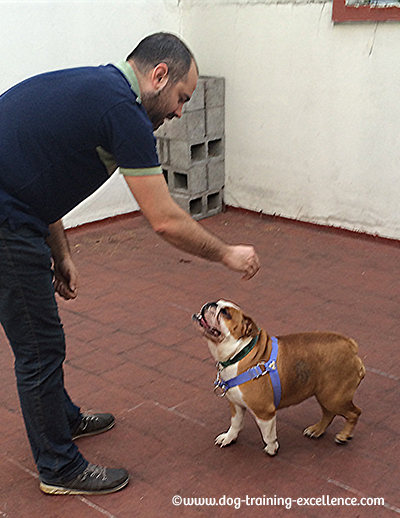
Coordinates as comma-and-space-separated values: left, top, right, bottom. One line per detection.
142, 60, 198, 130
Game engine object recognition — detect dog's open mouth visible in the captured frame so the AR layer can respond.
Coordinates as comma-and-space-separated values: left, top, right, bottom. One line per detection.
193, 313, 222, 338
192, 303, 222, 338
200, 316, 221, 338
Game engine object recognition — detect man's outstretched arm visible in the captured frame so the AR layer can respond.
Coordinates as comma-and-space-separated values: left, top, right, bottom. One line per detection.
124, 174, 260, 280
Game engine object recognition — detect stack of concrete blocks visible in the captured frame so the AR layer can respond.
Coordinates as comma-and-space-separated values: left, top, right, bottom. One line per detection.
155, 76, 225, 220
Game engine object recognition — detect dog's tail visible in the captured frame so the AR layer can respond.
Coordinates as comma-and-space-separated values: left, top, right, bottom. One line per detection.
349, 339, 366, 382
357, 357, 366, 382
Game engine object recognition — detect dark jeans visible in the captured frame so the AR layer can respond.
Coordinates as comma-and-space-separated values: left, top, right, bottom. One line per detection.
0, 222, 87, 483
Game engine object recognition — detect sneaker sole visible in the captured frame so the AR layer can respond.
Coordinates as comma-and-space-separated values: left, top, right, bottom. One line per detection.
39, 475, 129, 495
72, 420, 115, 440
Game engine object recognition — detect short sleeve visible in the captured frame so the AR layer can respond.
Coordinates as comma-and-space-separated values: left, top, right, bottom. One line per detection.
99, 100, 161, 176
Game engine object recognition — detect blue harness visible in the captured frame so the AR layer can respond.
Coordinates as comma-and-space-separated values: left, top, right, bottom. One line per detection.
214, 336, 282, 408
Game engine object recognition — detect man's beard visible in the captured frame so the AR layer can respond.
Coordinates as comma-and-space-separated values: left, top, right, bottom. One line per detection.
141, 88, 175, 131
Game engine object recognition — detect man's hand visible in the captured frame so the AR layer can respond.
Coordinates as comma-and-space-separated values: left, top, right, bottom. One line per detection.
222, 245, 260, 280
53, 256, 78, 300
47, 220, 78, 300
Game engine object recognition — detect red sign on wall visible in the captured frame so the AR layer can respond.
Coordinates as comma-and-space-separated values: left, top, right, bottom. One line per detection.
333, 0, 400, 22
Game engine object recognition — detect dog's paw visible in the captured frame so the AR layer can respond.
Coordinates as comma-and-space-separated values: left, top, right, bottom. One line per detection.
215, 432, 236, 447
303, 425, 325, 439
264, 440, 280, 456
334, 433, 352, 445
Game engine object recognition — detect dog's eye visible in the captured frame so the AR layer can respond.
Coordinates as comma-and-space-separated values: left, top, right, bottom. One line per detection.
219, 308, 231, 319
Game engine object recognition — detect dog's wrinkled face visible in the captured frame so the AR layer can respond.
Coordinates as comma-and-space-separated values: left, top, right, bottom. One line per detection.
192, 300, 258, 344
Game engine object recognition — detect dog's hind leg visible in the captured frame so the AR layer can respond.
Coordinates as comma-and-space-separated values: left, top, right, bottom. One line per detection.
304, 403, 335, 439
215, 401, 246, 447
254, 415, 279, 456
316, 387, 362, 443
334, 401, 362, 444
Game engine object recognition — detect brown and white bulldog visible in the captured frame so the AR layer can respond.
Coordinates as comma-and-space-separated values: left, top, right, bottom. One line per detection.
192, 300, 365, 456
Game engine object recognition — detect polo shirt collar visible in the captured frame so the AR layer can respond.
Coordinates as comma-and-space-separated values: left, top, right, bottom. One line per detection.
115, 60, 142, 104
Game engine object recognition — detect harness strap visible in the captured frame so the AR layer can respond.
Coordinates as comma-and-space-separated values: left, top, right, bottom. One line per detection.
214, 336, 282, 408
269, 336, 282, 408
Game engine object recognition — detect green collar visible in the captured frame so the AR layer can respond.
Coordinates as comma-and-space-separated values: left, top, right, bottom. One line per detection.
115, 60, 141, 104
219, 334, 259, 368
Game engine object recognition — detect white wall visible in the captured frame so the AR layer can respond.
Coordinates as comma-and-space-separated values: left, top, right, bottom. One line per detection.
0, 0, 182, 227
3, 0, 400, 239
1, 0, 183, 91
181, 0, 400, 239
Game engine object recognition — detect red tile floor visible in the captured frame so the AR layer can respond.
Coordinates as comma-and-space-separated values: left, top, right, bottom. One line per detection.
0, 208, 399, 517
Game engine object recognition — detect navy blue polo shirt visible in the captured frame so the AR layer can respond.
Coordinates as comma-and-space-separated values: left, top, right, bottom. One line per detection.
0, 60, 162, 236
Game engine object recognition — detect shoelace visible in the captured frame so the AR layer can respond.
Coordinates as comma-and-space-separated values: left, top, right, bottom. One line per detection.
80, 464, 108, 482
80, 414, 99, 431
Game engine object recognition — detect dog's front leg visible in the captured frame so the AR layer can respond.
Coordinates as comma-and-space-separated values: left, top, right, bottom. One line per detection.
215, 401, 246, 447
255, 415, 279, 456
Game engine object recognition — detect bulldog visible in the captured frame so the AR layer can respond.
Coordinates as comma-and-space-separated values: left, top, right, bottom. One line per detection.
192, 300, 365, 456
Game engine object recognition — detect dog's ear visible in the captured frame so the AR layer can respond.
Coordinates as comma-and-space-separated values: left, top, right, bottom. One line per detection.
242, 314, 258, 338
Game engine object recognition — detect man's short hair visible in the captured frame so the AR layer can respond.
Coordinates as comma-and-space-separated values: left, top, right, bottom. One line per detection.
127, 32, 197, 84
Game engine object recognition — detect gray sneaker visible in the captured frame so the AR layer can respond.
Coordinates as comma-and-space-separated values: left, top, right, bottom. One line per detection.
40, 464, 129, 495
72, 413, 115, 440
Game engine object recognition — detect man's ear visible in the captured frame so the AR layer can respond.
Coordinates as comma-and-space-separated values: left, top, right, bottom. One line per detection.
150, 63, 169, 92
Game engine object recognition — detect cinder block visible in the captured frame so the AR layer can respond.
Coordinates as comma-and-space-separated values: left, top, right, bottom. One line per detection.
191, 142, 207, 162
169, 140, 207, 170
162, 110, 205, 142
168, 140, 190, 170
207, 138, 224, 159
162, 167, 170, 185
154, 124, 166, 139
171, 189, 224, 220
156, 138, 170, 165
171, 163, 207, 195
171, 192, 205, 220
206, 189, 224, 216
183, 78, 205, 113
206, 107, 225, 140
157, 74, 225, 221
207, 160, 225, 191
156, 138, 163, 163
204, 77, 225, 108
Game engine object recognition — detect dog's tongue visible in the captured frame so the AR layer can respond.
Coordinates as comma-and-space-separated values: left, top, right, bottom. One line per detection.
201, 316, 221, 337
192, 313, 212, 331
200, 316, 211, 330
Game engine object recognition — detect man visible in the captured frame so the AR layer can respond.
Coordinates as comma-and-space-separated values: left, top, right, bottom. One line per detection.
0, 32, 260, 496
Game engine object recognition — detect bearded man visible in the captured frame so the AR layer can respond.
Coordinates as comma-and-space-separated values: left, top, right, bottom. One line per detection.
0, 32, 259, 495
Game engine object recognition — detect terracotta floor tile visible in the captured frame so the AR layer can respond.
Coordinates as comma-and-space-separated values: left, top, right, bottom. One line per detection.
1, 210, 399, 517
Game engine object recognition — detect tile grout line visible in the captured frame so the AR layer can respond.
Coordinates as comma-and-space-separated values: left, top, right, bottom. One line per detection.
365, 366, 400, 382
7, 456, 38, 479
328, 478, 400, 514
152, 401, 208, 428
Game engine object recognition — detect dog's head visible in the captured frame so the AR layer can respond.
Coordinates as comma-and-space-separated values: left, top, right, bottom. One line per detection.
192, 300, 259, 361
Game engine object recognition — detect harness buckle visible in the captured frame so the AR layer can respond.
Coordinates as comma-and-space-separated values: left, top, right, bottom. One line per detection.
254, 362, 270, 378
214, 373, 227, 397
214, 385, 227, 397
